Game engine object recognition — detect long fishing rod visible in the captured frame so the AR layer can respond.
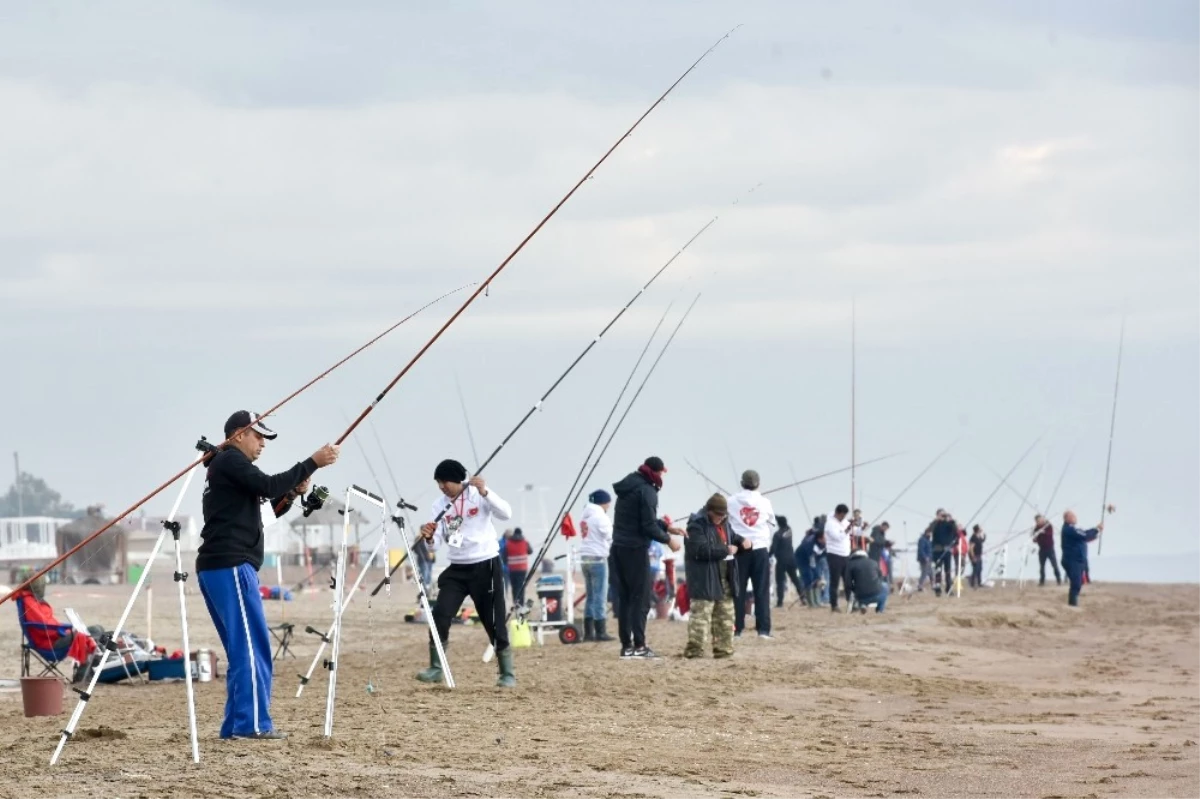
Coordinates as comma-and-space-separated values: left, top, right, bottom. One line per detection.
2, 32, 738, 609
454, 372, 482, 468
978, 459, 1042, 517
786, 462, 812, 525
520, 294, 703, 603
365, 418, 421, 597
985, 445, 1076, 561
868, 439, 958, 523
335, 29, 737, 449
685, 458, 731, 496
0, 283, 471, 607
759, 451, 904, 497
1098, 314, 1125, 555
960, 435, 1042, 532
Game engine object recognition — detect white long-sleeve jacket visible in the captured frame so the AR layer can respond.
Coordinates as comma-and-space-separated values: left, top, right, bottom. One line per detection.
578, 502, 614, 559
727, 489, 777, 550
429, 485, 512, 565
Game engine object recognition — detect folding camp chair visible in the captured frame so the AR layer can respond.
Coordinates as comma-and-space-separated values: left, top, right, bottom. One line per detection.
16, 596, 75, 683
270, 622, 296, 662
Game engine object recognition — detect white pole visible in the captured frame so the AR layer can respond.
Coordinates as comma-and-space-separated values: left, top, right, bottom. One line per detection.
52, 460, 201, 765
323, 489, 354, 738
296, 528, 386, 698
169, 514, 200, 763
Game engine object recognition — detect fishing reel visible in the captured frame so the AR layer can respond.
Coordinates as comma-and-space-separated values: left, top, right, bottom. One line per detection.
195, 436, 219, 456
301, 485, 330, 517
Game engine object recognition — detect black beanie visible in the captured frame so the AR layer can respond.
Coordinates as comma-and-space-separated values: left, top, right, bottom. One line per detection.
433, 459, 468, 483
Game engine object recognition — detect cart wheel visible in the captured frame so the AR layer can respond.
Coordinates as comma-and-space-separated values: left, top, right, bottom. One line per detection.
559, 624, 581, 645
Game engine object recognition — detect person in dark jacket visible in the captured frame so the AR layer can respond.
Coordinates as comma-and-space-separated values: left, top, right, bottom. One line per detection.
609, 457, 682, 659
1060, 510, 1102, 607
930, 509, 958, 597
844, 548, 889, 613
683, 494, 749, 658
917, 528, 933, 591
1032, 514, 1062, 586
968, 525, 986, 588
197, 410, 339, 740
795, 523, 825, 608
769, 515, 803, 607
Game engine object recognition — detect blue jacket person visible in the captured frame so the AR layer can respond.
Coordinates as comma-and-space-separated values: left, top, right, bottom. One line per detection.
1059, 509, 1102, 607
196, 410, 339, 739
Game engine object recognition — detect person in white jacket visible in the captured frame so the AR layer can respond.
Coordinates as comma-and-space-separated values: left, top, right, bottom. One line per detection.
824, 503, 852, 613
577, 489, 615, 642
415, 458, 516, 688
727, 470, 777, 639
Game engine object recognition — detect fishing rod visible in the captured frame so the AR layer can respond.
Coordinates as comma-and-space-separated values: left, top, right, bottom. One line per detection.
961, 435, 1042, 531
868, 439, 958, 523
685, 458, 731, 496
0, 282, 471, 607
978, 459, 1042, 517
759, 451, 904, 496
454, 372, 482, 468
365, 417, 422, 597
985, 445, 1076, 562
1098, 314, 1125, 555
786, 462, 812, 524
3, 31, 738, 609
518, 294, 703, 615
335, 29, 737, 448
512, 295, 678, 602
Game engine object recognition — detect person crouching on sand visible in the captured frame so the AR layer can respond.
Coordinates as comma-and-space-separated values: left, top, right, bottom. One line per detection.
683, 494, 750, 659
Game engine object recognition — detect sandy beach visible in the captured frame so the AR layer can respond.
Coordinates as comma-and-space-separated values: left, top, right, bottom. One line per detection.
2, 577, 1196, 798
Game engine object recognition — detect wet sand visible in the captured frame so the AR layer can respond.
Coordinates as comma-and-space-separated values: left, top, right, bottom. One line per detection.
2, 578, 1197, 798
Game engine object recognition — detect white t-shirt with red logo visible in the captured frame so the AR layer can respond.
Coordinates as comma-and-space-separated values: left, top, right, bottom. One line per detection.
727, 489, 777, 551
577, 502, 614, 559
429, 485, 513, 565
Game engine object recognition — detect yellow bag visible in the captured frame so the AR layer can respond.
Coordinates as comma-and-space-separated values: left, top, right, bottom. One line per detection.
508, 619, 533, 648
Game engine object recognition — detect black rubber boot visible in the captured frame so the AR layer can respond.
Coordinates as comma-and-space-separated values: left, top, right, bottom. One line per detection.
594, 618, 614, 642
583, 618, 595, 642
416, 639, 444, 683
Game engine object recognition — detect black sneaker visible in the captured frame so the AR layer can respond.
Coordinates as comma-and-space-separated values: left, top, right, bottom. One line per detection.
619, 647, 635, 660
631, 646, 659, 659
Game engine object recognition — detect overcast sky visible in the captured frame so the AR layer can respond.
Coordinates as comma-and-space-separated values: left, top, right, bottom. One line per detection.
1, 1, 1196, 578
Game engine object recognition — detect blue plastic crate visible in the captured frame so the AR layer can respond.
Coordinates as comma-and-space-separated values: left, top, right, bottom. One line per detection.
147, 658, 192, 681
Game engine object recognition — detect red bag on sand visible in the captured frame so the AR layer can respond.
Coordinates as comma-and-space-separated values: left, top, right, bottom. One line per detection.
560, 513, 577, 538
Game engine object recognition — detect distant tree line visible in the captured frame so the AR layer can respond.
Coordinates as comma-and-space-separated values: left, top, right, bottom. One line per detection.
0, 472, 84, 518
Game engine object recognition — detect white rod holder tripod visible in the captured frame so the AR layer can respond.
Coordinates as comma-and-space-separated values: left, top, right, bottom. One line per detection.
398, 513, 455, 686
51, 451, 205, 766
295, 524, 387, 698
323, 485, 386, 738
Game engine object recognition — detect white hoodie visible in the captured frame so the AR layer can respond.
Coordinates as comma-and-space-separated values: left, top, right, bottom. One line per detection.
727, 489, 777, 550
577, 502, 614, 559
429, 484, 513, 565
824, 513, 851, 557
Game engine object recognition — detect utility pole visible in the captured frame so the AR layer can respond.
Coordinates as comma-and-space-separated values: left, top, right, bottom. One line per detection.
14, 452, 22, 517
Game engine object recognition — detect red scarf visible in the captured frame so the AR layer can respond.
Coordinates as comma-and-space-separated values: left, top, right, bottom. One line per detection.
637, 464, 663, 490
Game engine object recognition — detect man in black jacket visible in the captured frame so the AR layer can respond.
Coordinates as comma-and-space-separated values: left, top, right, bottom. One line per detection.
844, 547, 889, 613
683, 494, 750, 658
769, 515, 803, 607
930, 509, 958, 597
609, 456, 682, 659
196, 410, 339, 740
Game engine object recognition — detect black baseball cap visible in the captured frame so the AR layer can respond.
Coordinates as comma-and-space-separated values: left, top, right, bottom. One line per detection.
644, 456, 667, 473
224, 410, 277, 440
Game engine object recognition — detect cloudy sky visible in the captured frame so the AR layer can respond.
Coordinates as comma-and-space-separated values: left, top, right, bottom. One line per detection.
2, 1, 1196, 580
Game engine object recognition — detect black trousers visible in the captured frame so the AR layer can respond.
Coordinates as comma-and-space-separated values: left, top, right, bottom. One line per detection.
775, 561, 803, 605
735, 548, 771, 633
1039, 550, 1062, 585
610, 546, 650, 649
826, 553, 848, 610
508, 569, 528, 608
430, 557, 509, 652
932, 547, 953, 593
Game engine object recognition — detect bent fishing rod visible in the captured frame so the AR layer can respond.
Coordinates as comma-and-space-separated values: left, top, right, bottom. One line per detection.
2, 31, 738, 609
1, 283, 471, 606
518, 293, 703, 613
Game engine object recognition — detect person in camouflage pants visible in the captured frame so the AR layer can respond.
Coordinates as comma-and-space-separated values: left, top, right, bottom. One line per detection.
683, 494, 749, 659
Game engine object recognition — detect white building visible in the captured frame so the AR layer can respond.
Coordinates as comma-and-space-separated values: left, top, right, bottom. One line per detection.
0, 516, 70, 571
